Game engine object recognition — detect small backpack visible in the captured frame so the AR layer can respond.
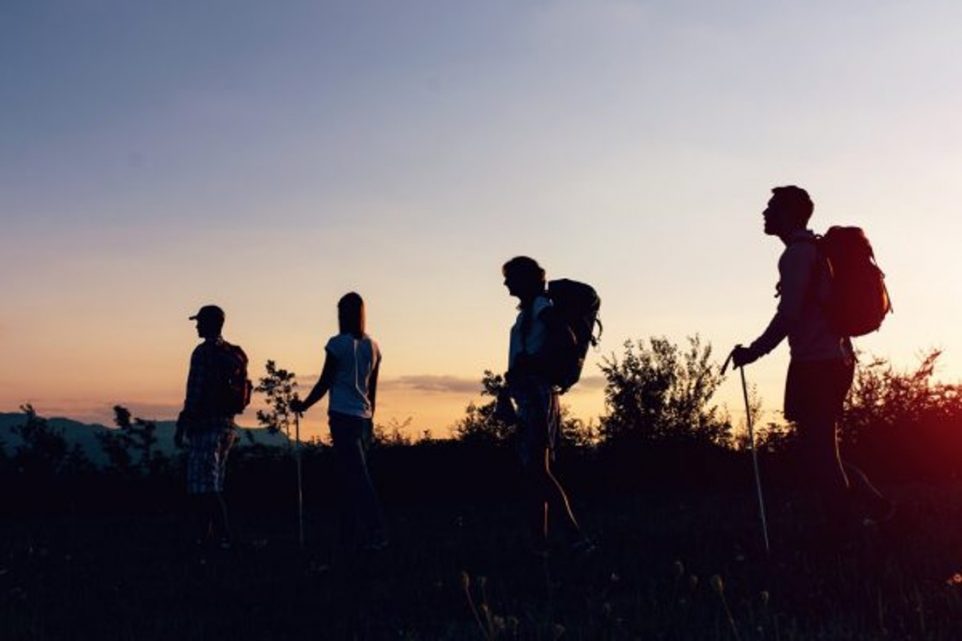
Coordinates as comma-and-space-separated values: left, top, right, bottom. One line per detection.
207, 342, 253, 415
816, 226, 892, 337
545, 279, 602, 392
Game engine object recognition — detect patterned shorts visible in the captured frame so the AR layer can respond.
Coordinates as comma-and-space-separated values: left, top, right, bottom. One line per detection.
187, 428, 236, 494
511, 379, 561, 468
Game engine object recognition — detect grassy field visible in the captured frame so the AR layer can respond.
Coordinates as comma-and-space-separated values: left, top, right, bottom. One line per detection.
4, 483, 962, 640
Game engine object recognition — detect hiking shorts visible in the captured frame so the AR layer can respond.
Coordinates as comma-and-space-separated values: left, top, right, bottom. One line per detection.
186, 428, 236, 494
511, 378, 561, 468
784, 358, 855, 424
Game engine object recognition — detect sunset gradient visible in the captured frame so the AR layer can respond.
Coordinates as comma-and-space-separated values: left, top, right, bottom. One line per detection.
3, 1, 961, 440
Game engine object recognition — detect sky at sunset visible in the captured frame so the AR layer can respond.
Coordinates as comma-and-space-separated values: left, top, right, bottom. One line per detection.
3, 1, 962, 440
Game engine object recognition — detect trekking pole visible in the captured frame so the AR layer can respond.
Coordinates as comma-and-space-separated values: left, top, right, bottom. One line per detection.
740, 366, 770, 555
294, 410, 305, 549
722, 354, 771, 555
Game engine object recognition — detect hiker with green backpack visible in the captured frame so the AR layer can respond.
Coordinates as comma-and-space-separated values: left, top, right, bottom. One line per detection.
497, 256, 599, 557
729, 186, 894, 540
175, 304, 253, 552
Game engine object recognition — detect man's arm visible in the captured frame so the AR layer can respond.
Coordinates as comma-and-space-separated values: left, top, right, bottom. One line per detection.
175, 346, 206, 446
745, 244, 815, 360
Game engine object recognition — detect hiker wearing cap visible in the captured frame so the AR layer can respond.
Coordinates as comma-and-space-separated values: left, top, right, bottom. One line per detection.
176, 305, 252, 551
498, 256, 593, 557
290, 293, 387, 552
729, 187, 893, 538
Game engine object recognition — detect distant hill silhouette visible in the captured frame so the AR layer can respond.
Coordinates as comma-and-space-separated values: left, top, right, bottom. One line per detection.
0, 413, 289, 466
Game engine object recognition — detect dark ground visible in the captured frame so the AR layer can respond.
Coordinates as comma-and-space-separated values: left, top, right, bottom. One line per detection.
5, 483, 962, 640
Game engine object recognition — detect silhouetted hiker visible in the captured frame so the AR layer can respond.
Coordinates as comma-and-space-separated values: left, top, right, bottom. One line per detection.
291, 292, 387, 552
729, 186, 894, 539
497, 256, 593, 558
175, 304, 252, 552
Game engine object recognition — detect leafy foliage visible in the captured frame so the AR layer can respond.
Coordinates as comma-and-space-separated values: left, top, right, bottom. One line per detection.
453, 371, 515, 444
12, 404, 69, 479
598, 336, 731, 445
96, 405, 169, 477
255, 360, 299, 436
374, 417, 414, 446
839, 349, 962, 480
453, 370, 595, 447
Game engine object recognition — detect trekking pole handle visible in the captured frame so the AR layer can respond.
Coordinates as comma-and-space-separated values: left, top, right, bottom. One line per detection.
721, 352, 733, 376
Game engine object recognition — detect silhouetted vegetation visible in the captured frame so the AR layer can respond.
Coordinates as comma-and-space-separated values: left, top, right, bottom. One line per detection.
599, 336, 731, 446
5, 340, 962, 638
841, 349, 962, 482
5, 339, 962, 510
255, 360, 299, 437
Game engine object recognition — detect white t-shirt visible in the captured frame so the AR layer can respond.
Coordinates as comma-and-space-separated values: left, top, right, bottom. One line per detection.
325, 333, 381, 419
508, 295, 552, 370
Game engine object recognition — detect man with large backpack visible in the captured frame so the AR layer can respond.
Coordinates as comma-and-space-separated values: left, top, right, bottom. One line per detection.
497, 256, 596, 557
729, 186, 893, 539
175, 304, 252, 551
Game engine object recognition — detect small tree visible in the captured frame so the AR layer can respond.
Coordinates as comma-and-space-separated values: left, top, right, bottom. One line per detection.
454, 370, 596, 447
453, 371, 516, 443
255, 360, 304, 546
113, 405, 166, 475
13, 404, 69, 480
255, 360, 299, 437
598, 335, 731, 446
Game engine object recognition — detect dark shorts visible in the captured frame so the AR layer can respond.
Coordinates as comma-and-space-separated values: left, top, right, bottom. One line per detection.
784, 358, 855, 423
329, 411, 374, 450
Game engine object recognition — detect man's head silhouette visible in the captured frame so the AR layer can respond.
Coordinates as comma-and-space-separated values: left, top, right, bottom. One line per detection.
763, 186, 813, 239
189, 304, 225, 340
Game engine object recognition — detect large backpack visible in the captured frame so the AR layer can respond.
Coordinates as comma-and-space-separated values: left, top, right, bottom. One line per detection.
544, 279, 602, 392
816, 226, 892, 337
207, 341, 253, 415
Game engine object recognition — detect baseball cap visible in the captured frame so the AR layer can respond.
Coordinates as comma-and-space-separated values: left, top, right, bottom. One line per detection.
188, 304, 225, 323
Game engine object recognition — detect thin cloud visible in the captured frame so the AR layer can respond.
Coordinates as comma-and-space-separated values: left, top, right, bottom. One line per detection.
295, 374, 319, 387
379, 375, 480, 395
296, 373, 604, 395
569, 375, 606, 392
